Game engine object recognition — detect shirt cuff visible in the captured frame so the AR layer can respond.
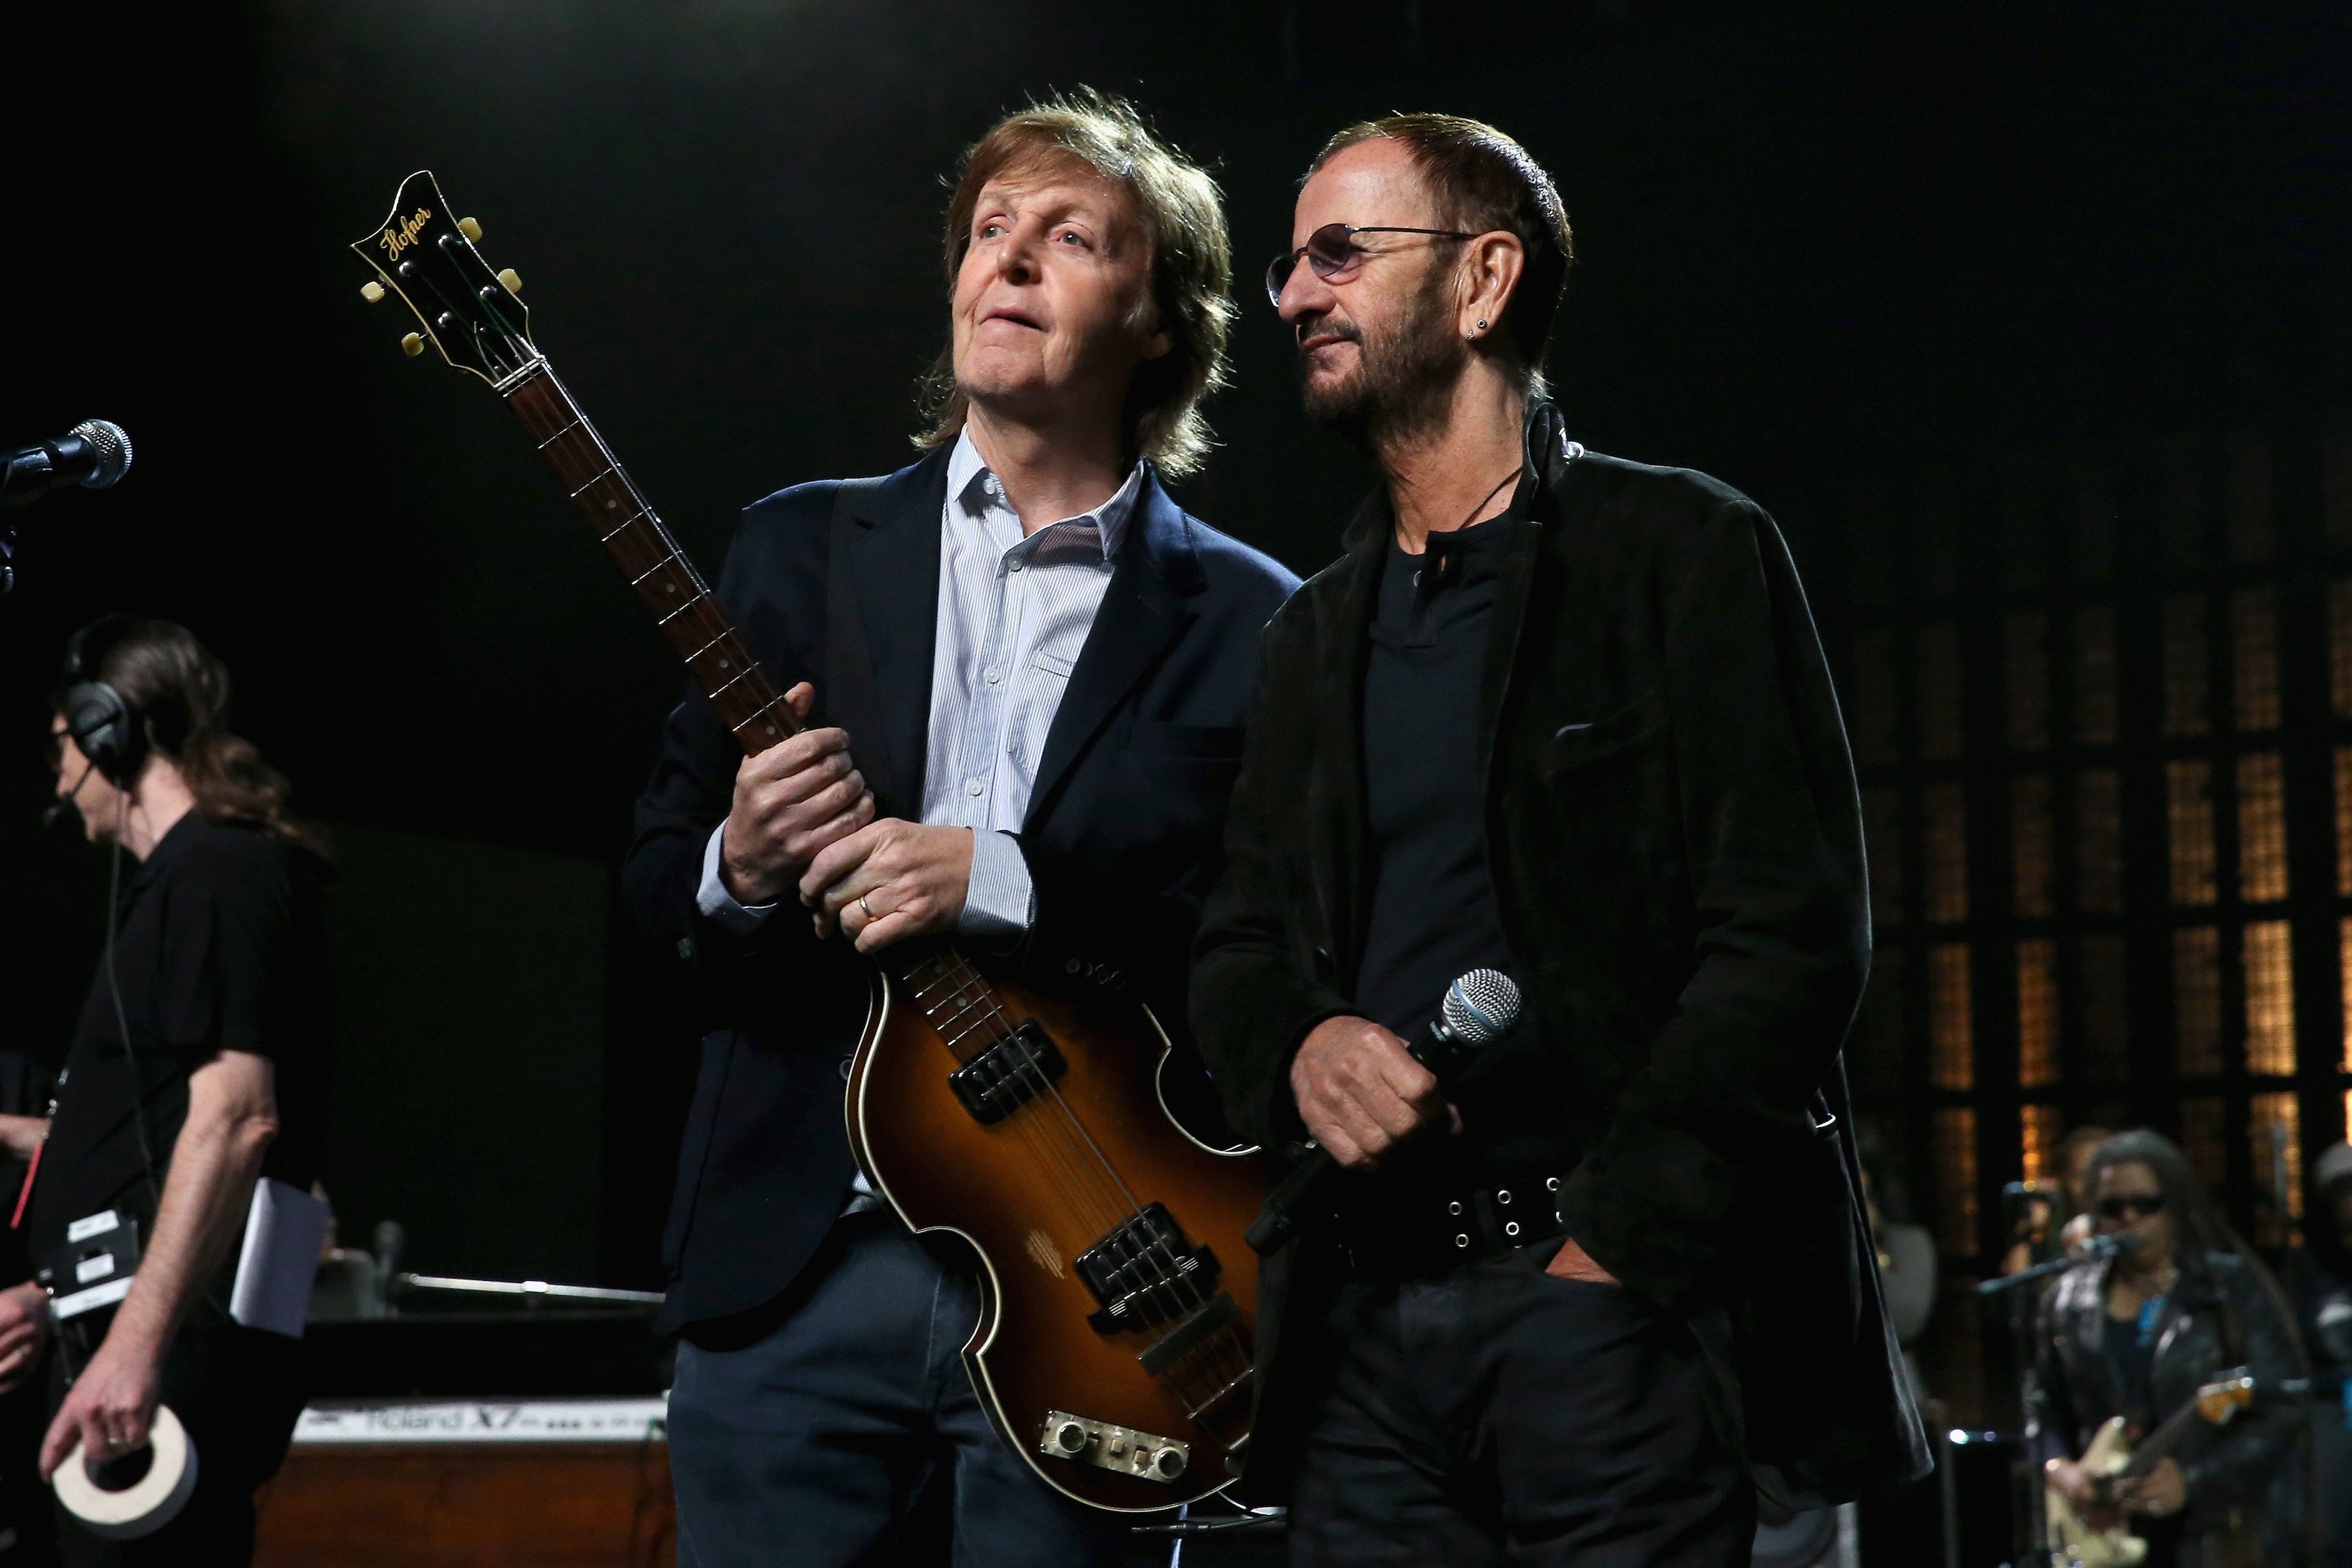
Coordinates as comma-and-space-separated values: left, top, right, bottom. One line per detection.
697, 824, 779, 935
959, 830, 1035, 941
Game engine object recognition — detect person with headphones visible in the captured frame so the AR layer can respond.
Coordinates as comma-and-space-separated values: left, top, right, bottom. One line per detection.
13, 616, 331, 1567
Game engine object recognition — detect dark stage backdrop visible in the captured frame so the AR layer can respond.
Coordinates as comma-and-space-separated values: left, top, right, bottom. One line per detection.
1, 1, 2346, 1288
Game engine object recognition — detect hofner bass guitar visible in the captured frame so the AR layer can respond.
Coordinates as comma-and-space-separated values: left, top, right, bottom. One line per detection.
352, 172, 1261, 1511
2043, 1368, 2257, 1567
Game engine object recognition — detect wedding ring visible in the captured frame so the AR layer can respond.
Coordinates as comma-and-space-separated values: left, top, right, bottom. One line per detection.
859, 894, 875, 921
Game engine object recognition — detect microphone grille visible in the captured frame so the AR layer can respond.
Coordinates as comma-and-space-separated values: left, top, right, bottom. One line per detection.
1440, 968, 1521, 1045
67, 420, 131, 489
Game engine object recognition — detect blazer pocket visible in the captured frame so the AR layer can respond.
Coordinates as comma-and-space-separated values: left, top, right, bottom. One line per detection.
1542, 691, 1666, 777
1127, 720, 1246, 760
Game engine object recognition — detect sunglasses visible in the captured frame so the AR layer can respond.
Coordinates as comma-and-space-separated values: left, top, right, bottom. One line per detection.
2097, 1194, 2167, 1222
1265, 223, 1479, 307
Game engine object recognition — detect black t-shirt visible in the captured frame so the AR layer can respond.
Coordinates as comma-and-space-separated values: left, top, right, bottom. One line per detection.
1354, 480, 1581, 1188
27, 815, 331, 1290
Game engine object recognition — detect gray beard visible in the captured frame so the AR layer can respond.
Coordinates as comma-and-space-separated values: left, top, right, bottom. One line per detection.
1298, 276, 1470, 452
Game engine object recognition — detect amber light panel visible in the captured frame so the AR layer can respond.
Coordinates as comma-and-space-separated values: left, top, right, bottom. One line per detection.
2242, 921, 2295, 1077
1928, 944, 1974, 1091
1933, 1107, 1978, 1255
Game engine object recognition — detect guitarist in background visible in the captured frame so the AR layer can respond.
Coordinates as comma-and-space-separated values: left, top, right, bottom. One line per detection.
623, 92, 1297, 1567
2033, 1129, 2306, 1567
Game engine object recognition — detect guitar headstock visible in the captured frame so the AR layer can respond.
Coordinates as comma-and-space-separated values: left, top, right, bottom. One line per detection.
2194, 1369, 2255, 1426
352, 171, 539, 386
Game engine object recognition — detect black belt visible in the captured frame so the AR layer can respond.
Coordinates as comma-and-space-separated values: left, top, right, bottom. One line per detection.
1330, 1174, 1571, 1280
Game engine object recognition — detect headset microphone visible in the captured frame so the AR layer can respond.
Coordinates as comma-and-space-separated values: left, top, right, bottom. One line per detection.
41, 763, 94, 830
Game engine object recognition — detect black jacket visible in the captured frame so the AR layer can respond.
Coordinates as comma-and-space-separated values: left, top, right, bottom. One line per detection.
2029, 1251, 2303, 1534
625, 446, 1298, 1333
1189, 402, 1928, 1505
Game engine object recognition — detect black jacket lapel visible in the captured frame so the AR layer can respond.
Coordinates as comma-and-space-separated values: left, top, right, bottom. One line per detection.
1474, 402, 1578, 800
1026, 470, 1201, 826
1313, 505, 1386, 985
829, 447, 948, 820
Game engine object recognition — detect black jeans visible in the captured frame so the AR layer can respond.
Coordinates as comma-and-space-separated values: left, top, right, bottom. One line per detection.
666, 1211, 1168, 1568
47, 1320, 304, 1568
1289, 1246, 1752, 1567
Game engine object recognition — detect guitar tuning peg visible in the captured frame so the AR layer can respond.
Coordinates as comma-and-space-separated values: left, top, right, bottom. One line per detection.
401, 333, 425, 357
457, 217, 484, 242
360, 280, 387, 304
497, 269, 522, 295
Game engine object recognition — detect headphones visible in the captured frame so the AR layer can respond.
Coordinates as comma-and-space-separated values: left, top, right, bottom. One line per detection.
58, 618, 148, 789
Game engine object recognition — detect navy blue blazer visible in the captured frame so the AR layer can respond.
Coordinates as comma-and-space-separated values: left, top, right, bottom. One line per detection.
624, 445, 1298, 1333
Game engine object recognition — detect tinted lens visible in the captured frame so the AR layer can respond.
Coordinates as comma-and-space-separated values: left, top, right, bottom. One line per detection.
1265, 251, 1298, 305
2099, 1194, 2165, 1221
1304, 224, 1362, 279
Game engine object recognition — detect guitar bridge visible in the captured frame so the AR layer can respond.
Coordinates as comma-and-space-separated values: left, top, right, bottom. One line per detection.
1076, 1202, 1221, 1335
948, 1020, 1066, 1125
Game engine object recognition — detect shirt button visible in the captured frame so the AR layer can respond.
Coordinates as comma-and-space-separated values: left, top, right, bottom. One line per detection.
1008, 560, 1025, 574
966, 779, 983, 797
985, 667, 1001, 686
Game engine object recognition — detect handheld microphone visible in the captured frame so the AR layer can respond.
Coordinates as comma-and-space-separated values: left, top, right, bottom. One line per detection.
1245, 969, 1521, 1255
1, 421, 133, 512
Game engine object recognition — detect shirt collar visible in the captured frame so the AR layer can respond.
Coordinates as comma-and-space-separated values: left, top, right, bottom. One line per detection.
946, 427, 1144, 568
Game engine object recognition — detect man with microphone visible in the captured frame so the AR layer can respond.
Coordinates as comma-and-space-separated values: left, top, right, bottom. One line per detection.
1190, 114, 1926, 1562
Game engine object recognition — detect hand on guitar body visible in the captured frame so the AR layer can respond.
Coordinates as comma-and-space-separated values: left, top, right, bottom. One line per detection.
716, 683, 875, 906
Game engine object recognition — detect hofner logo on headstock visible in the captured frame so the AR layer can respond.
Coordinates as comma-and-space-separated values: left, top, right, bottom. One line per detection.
379, 208, 432, 261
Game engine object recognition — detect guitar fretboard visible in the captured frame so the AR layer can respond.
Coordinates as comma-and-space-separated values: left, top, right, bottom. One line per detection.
506, 368, 797, 756
501, 363, 1016, 1058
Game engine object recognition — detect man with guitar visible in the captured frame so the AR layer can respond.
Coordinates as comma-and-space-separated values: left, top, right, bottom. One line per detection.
2033, 1130, 2305, 1567
1189, 113, 1927, 1561
622, 93, 1295, 1567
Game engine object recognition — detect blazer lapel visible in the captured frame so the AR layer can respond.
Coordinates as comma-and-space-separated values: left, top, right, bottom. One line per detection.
1026, 471, 1201, 826
831, 448, 948, 820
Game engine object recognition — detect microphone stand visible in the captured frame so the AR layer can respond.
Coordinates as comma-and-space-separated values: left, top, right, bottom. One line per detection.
1974, 1232, 2131, 1298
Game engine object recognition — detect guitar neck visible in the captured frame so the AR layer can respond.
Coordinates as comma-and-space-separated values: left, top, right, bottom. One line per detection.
504, 365, 799, 759
499, 364, 999, 1032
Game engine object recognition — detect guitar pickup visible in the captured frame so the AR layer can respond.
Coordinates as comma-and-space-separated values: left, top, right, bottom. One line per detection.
1076, 1202, 1221, 1335
948, 1020, 1066, 1125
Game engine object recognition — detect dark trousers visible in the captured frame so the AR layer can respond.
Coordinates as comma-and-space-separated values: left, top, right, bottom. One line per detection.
47, 1321, 304, 1568
667, 1211, 1169, 1568
1288, 1246, 1752, 1567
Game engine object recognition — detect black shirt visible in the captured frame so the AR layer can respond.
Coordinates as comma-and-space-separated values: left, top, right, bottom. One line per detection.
1356, 508, 1518, 1038
1354, 480, 1580, 1187
27, 815, 331, 1295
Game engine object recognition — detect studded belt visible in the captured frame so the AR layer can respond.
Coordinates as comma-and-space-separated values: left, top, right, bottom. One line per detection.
1330, 1174, 1572, 1280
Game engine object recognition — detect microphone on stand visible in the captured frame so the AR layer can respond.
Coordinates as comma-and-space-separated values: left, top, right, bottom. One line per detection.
0, 421, 133, 512
1245, 969, 1521, 1255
